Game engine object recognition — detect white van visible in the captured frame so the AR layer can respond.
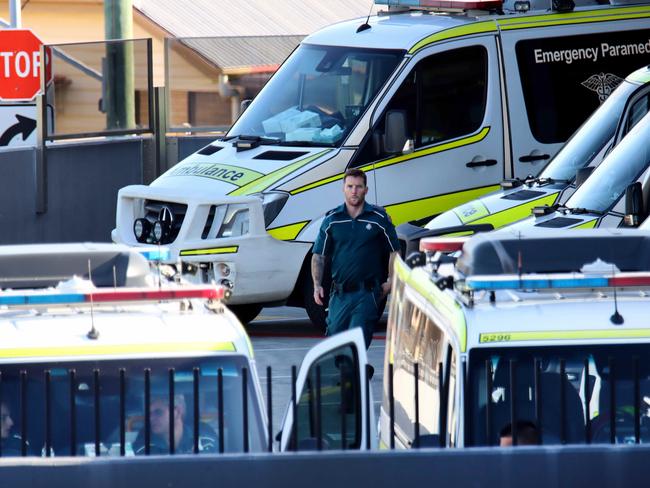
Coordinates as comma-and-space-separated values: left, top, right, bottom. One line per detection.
380, 229, 650, 448
0, 244, 374, 456
112, 0, 650, 328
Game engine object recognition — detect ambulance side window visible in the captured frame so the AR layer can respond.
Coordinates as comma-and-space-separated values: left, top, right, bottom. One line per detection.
353, 45, 487, 165
390, 295, 450, 447
623, 93, 650, 138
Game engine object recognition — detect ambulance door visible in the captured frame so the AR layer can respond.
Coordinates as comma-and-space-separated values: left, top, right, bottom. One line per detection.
500, 23, 650, 179
279, 328, 375, 451
351, 35, 504, 226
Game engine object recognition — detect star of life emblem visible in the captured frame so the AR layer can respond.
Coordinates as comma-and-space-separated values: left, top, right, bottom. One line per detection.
366, 223, 372, 230
581, 73, 624, 103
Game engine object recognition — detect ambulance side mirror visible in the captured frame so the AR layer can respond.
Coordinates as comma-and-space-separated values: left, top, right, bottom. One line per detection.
575, 166, 594, 189
383, 110, 409, 155
624, 181, 644, 227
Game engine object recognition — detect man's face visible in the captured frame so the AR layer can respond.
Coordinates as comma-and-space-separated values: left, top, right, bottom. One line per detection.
1, 404, 13, 439
343, 176, 368, 208
150, 400, 170, 436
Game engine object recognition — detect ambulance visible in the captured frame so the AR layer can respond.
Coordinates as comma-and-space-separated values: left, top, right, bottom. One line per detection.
112, 0, 650, 329
380, 228, 650, 448
0, 244, 374, 457
397, 64, 650, 256
503, 107, 650, 231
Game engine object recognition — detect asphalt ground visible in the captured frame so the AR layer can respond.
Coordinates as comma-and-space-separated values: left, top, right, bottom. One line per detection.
246, 306, 387, 443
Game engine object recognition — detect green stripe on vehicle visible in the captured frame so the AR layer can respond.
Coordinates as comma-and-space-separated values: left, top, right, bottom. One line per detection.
468, 192, 560, 228
180, 246, 239, 256
290, 128, 491, 196
229, 150, 331, 196
384, 184, 500, 226
409, 21, 498, 54
267, 221, 310, 241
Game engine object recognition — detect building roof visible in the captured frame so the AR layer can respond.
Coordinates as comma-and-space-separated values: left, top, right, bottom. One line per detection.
133, 0, 379, 73
132, 0, 378, 37
180, 35, 304, 75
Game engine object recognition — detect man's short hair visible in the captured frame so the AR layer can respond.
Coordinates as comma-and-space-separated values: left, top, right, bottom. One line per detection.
151, 394, 186, 417
343, 168, 367, 186
499, 420, 540, 445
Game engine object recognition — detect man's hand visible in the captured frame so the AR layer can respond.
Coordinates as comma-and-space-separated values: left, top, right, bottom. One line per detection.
380, 280, 391, 298
313, 284, 325, 306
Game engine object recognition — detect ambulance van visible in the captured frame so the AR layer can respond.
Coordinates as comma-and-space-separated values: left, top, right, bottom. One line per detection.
503, 107, 650, 231
0, 244, 374, 457
380, 229, 650, 448
112, 0, 650, 329
397, 64, 650, 256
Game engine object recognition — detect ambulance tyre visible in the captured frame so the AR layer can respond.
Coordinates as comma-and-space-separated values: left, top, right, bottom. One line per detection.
229, 304, 263, 325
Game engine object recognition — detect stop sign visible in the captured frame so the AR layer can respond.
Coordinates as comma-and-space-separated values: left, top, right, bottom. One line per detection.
0, 29, 52, 101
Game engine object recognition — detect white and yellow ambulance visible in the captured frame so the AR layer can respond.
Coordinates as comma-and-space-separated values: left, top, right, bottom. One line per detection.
379, 229, 650, 448
112, 0, 650, 328
0, 243, 374, 456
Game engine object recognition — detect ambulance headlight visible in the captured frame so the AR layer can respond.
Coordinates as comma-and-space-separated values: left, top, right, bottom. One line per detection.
133, 218, 151, 243
260, 192, 289, 227
152, 220, 165, 243
215, 204, 250, 238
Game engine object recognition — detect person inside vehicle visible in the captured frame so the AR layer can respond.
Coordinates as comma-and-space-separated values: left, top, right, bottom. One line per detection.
499, 420, 540, 446
133, 395, 218, 454
1, 401, 25, 456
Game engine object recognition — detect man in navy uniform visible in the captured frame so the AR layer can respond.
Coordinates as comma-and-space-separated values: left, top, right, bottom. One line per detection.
312, 168, 399, 348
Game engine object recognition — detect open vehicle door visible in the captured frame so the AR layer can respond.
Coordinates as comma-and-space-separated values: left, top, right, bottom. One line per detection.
279, 328, 375, 451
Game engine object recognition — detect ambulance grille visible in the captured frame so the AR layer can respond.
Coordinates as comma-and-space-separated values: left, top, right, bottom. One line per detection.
143, 200, 187, 244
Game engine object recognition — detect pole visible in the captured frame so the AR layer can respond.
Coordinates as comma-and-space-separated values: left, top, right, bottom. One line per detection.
10, 0, 22, 28
104, 0, 135, 130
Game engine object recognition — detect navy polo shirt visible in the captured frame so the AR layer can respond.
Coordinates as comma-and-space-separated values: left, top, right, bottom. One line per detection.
313, 202, 399, 286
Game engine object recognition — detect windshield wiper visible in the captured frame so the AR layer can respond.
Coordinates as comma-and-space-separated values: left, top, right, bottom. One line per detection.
276, 140, 335, 148
565, 206, 605, 216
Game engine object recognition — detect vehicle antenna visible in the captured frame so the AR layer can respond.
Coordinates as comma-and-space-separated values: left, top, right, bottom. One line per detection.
356, 0, 373, 33
86, 259, 100, 340
157, 241, 162, 292
610, 265, 624, 325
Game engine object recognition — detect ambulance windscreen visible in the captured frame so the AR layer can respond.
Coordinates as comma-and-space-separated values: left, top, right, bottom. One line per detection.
228, 44, 403, 147
455, 229, 650, 276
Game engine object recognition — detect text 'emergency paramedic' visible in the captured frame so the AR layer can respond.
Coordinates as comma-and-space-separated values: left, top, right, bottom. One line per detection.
534, 39, 650, 64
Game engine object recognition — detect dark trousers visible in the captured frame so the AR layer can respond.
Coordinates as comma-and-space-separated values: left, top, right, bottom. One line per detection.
326, 286, 381, 348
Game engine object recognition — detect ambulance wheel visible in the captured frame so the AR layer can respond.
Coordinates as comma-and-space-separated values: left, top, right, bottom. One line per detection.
229, 304, 263, 325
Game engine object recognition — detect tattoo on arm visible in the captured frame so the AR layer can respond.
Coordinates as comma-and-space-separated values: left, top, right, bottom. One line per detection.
312, 254, 325, 287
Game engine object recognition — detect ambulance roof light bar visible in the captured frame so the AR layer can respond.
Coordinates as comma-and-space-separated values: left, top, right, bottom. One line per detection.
463, 272, 650, 292
374, 0, 504, 12
420, 236, 468, 254
0, 284, 224, 308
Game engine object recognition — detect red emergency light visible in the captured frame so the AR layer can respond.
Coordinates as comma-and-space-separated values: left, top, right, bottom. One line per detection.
419, 237, 467, 253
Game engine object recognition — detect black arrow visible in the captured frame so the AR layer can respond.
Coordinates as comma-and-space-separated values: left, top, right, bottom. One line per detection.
0, 114, 37, 146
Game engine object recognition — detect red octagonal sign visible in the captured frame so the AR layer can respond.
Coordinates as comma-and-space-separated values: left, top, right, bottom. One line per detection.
0, 29, 53, 102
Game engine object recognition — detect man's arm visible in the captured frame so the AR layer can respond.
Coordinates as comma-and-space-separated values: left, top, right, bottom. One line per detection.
381, 251, 398, 298
311, 253, 326, 306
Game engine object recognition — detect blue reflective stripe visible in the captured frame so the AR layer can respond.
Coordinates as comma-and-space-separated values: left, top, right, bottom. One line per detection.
138, 247, 171, 261
0, 293, 86, 306
466, 276, 609, 290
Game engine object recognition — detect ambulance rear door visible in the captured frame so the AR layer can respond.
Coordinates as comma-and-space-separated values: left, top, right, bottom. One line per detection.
279, 328, 375, 451
500, 18, 650, 179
